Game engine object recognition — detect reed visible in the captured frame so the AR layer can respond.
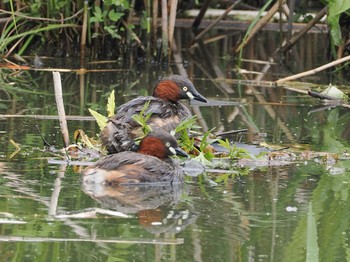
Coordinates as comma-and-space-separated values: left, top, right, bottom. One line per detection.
161, 0, 168, 58
53, 71, 70, 148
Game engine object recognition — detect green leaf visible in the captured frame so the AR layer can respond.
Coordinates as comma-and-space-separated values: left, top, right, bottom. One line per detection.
193, 152, 213, 167
88, 108, 108, 130
174, 116, 198, 134
131, 100, 152, 135
107, 90, 115, 117
328, 0, 350, 16
327, 0, 350, 45
108, 10, 124, 22
92, 6, 103, 22
306, 203, 319, 262
104, 25, 121, 39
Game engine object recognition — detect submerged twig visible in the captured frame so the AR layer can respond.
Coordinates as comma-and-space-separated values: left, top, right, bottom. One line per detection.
0, 114, 95, 120
53, 71, 70, 147
0, 235, 184, 244
35, 125, 52, 147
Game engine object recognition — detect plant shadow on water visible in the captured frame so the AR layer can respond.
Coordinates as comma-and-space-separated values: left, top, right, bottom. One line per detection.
2, 29, 350, 261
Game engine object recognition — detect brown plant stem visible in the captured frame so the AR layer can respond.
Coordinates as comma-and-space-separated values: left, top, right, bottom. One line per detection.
161, 0, 168, 58
281, 6, 327, 53
80, 1, 88, 48
152, 0, 159, 48
192, 0, 211, 29
168, 0, 178, 50
235, 1, 281, 53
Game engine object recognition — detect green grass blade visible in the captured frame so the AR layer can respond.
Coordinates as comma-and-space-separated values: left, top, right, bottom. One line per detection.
0, 23, 77, 52
106, 90, 115, 117
88, 108, 108, 130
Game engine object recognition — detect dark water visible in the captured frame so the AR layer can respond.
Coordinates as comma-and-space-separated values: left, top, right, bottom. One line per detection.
1, 30, 350, 261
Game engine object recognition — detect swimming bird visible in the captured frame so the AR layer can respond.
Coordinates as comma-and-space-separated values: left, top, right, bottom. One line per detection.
83, 130, 188, 185
100, 75, 207, 154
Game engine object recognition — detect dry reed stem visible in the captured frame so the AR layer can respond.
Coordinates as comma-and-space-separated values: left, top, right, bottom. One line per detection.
276, 55, 350, 84
80, 1, 88, 47
0, 115, 94, 120
0, 235, 184, 244
152, 0, 159, 47
53, 71, 70, 147
161, 0, 168, 57
235, 1, 280, 53
168, 0, 178, 50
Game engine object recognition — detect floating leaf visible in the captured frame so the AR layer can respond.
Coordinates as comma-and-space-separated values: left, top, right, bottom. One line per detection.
321, 84, 348, 100
88, 108, 108, 130
107, 90, 115, 117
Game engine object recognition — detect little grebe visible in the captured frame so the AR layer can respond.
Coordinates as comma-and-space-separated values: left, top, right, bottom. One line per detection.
101, 75, 207, 154
83, 130, 188, 185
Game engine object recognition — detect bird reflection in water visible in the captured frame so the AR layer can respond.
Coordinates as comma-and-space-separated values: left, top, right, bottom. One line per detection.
82, 182, 197, 234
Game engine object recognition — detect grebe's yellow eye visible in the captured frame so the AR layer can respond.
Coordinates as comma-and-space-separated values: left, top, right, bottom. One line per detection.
165, 142, 171, 147
183, 86, 188, 92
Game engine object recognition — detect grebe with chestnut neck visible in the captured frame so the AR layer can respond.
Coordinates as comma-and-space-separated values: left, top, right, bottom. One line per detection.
83, 130, 189, 185
101, 75, 207, 154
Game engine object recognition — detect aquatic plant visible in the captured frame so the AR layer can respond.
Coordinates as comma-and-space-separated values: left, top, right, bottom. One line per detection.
0, 0, 179, 59
323, 0, 350, 46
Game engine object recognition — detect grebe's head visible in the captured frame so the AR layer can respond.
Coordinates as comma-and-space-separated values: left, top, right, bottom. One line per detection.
153, 75, 207, 103
138, 130, 189, 159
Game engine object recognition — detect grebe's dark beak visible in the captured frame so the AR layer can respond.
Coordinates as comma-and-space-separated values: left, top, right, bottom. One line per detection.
189, 89, 208, 103
174, 147, 189, 158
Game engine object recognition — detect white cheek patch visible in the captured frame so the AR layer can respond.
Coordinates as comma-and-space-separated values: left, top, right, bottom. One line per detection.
186, 91, 194, 99
169, 147, 176, 155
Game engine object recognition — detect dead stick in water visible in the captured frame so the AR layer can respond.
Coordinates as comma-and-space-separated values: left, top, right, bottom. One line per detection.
53, 72, 70, 147
276, 55, 350, 84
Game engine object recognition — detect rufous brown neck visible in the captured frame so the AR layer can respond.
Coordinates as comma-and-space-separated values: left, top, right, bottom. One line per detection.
138, 137, 168, 159
153, 80, 180, 102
